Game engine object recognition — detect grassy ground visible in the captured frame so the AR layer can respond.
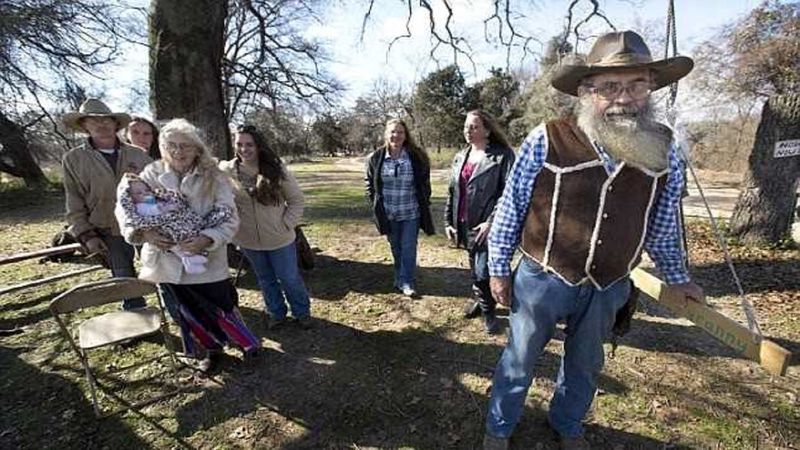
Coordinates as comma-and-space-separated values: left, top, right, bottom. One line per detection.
1, 157, 798, 449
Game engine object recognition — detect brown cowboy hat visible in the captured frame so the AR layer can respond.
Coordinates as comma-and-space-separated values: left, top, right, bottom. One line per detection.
551, 30, 694, 97
62, 98, 131, 132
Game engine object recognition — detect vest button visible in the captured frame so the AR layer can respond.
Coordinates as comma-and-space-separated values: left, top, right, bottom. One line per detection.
602, 213, 608, 219
597, 239, 603, 245
591, 264, 597, 270
607, 185, 614, 191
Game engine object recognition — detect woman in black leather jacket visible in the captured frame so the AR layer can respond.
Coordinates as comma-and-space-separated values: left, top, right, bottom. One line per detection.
445, 110, 515, 334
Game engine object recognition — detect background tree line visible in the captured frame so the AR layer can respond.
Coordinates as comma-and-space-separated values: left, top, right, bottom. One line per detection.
1, 0, 797, 244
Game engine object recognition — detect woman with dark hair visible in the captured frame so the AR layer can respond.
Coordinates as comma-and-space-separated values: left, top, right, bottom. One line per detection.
365, 118, 435, 298
124, 116, 161, 159
219, 125, 312, 329
444, 110, 515, 334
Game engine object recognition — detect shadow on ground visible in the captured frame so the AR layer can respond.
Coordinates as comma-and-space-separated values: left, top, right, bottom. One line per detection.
0, 345, 150, 449
692, 258, 800, 296
169, 314, 677, 449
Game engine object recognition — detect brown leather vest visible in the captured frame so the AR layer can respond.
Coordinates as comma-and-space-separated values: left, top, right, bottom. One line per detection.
520, 119, 668, 290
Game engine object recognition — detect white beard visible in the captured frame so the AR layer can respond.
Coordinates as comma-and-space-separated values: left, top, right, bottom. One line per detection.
576, 96, 671, 172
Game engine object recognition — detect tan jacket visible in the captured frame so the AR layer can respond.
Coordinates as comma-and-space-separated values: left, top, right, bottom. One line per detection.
116, 160, 240, 285
219, 159, 304, 251
63, 140, 152, 239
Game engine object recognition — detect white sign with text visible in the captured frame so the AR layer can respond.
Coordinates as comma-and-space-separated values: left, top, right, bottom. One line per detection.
774, 139, 800, 158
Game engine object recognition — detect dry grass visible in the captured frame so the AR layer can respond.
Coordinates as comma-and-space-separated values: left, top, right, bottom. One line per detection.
0, 157, 798, 449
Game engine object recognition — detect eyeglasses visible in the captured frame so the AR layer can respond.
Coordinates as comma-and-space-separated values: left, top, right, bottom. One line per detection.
585, 80, 651, 100
165, 141, 195, 152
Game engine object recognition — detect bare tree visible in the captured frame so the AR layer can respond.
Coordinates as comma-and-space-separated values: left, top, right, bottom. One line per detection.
150, 0, 342, 159
150, 0, 231, 159
0, 0, 130, 186
223, 0, 341, 120
700, 1, 800, 245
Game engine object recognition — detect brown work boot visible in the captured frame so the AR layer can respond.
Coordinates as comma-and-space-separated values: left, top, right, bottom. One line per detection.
560, 435, 589, 450
483, 434, 509, 450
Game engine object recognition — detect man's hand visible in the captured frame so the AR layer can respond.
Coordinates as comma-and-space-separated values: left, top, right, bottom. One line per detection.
445, 225, 457, 243
473, 222, 491, 245
142, 229, 175, 251
672, 281, 705, 306
490, 276, 512, 306
84, 237, 107, 256
179, 235, 213, 255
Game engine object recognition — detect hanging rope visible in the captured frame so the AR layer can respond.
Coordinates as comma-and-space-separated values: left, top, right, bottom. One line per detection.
664, 0, 679, 119
664, 0, 762, 340
664, 0, 691, 272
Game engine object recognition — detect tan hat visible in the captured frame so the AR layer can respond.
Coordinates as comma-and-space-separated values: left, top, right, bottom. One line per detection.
62, 98, 131, 132
551, 30, 694, 97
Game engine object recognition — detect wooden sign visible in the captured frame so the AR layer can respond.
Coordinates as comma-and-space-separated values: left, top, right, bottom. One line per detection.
630, 268, 792, 376
774, 139, 800, 158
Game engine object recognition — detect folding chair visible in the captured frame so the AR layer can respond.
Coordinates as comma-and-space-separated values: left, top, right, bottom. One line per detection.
49, 277, 180, 417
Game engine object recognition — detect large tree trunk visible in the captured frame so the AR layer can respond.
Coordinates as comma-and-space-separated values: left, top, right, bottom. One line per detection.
0, 111, 48, 188
149, 0, 230, 160
730, 94, 800, 244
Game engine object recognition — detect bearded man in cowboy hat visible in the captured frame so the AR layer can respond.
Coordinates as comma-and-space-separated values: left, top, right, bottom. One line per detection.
62, 98, 153, 310
482, 31, 705, 450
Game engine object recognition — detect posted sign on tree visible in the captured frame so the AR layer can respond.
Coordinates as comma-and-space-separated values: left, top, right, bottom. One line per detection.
774, 139, 800, 158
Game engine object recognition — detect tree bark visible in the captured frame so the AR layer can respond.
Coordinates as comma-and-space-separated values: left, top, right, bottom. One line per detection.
0, 110, 49, 188
730, 94, 800, 244
149, 0, 231, 160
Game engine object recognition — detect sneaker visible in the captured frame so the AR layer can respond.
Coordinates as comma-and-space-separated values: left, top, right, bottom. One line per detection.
401, 286, 419, 298
295, 316, 314, 330
483, 434, 509, 450
463, 300, 481, 319
484, 312, 500, 335
559, 435, 589, 450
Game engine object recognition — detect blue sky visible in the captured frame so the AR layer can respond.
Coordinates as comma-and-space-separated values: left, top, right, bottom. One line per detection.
104, 0, 763, 115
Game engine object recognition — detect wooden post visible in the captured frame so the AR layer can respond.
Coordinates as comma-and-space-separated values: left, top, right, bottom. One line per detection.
630, 267, 792, 376
0, 265, 104, 297
0, 243, 82, 266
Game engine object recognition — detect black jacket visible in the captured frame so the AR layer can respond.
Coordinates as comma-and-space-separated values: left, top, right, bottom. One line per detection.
364, 147, 435, 236
445, 143, 516, 242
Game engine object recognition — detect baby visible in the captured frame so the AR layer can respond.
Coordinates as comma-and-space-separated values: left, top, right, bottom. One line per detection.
118, 174, 233, 274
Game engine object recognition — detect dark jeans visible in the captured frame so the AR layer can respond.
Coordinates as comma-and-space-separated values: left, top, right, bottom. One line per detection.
101, 234, 146, 310
458, 221, 494, 313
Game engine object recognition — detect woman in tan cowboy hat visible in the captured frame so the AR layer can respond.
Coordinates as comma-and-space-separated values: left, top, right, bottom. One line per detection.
482, 31, 703, 450
62, 98, 153, 310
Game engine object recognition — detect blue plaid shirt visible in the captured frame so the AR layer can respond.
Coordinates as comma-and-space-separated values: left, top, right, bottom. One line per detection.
382, 149, 420, 221
487, 124, 690, 284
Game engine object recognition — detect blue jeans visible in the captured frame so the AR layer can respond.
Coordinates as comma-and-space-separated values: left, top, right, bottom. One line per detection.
486, 257, 630, 438
242, 242, 311, 320
458, 221, 493, 311
102, 235, 146, 310
387, 218, 419, 290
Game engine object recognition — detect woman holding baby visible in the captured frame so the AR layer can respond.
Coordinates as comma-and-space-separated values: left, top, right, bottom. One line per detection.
115, 118, 260, 371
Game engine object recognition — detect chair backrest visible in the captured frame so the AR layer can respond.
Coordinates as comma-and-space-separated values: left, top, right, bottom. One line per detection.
49, 277, 158, 315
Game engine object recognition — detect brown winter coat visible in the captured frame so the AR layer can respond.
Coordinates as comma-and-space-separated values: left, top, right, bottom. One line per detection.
62, 139, 152, 240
